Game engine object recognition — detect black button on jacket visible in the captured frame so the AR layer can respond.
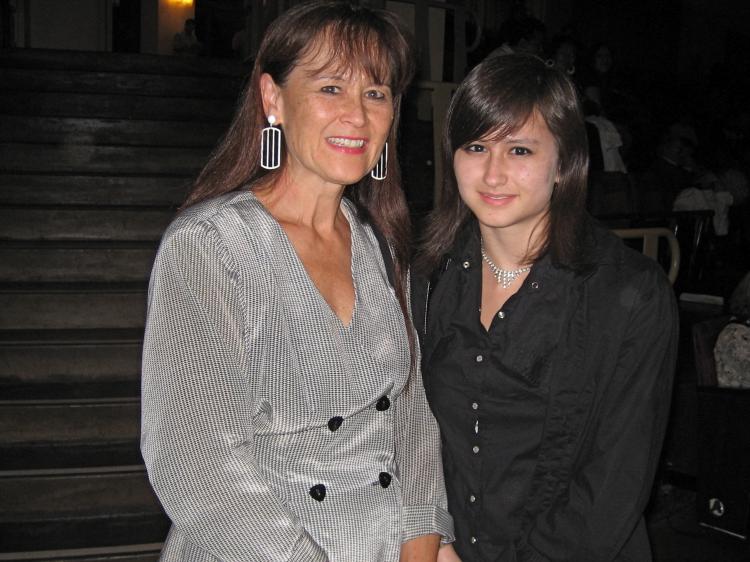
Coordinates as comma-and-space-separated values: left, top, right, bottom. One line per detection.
412, 222, 679, 562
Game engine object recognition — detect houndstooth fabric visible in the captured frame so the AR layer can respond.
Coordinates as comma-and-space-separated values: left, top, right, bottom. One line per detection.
141, 191, 453, 562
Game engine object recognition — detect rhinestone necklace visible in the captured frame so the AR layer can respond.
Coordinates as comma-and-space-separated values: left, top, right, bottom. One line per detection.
480, 242, 531, 289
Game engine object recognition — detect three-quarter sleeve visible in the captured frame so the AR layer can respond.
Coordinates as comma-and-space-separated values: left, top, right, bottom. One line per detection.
141, 218, 329, 562
515, 267, 678, 562
394, 274, 455, 545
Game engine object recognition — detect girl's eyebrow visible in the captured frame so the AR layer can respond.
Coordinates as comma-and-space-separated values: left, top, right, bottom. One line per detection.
502, 136, 541, 144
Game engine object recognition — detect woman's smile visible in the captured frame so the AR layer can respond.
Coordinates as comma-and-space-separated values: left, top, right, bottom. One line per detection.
326, 136, 368, 153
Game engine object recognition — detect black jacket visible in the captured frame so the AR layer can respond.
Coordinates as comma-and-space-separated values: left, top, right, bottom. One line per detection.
412, 222, 679, 562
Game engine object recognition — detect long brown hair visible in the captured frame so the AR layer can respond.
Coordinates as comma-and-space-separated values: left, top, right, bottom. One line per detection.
417, 53, 590, 273
182, 1, 417, 355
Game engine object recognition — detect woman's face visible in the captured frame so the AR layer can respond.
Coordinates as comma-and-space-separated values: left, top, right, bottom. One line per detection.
454, 111, 560, 238
260, 43, 394, 191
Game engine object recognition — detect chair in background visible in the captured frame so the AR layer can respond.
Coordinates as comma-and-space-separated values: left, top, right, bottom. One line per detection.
614, 227, 680, 285
671, 210, 715, 290
692, 316, 750, 540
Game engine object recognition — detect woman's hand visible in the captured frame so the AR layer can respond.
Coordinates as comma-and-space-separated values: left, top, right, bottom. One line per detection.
399, 534, 440, 562
437, 543, 463, 562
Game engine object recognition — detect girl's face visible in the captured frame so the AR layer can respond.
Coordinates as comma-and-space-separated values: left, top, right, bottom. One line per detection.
453, 111, 560, 240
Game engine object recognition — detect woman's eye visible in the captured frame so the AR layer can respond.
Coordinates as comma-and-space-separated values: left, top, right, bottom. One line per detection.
510, 146, 531, 156
365, 89, 387, 100
321, 85, 340, 94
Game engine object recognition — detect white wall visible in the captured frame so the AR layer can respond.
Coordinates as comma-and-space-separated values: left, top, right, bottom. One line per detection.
140, 0, 158, 54
386, 0, 445, 82
157, 0, 194, 55
17, 0, 193, 55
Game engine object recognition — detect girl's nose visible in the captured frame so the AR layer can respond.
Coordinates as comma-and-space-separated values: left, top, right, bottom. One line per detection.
484, 153, 507, 187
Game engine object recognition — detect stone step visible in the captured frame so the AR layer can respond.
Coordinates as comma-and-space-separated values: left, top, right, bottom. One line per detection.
0, 91, 235, 121
0, 329, 143, 400
0, 399, 141, 470
0, 328, 142, 400
0, 544, 161, 561
0, 174, 190, 207
0, 67, 242, 99
0, 468, 170, 552
0, 47, 246, 78
0, 206, 173, 241
0, 242, 157, 283
0, 379, 141, 401
0, 116, 226, 147
0, 283, 147, 330
0, 143, 209, 175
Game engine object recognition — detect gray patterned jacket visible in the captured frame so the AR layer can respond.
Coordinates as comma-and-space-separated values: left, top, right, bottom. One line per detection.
141, 192, 453, 561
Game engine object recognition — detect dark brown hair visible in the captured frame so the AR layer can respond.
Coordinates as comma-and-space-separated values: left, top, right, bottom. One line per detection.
417, 53, 590, 272
182, 1, 417, 357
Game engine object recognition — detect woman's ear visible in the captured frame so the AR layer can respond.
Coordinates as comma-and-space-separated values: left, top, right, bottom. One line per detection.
260, 73, 282, 123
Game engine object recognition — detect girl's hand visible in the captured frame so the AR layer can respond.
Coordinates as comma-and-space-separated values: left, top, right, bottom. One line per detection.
399, 534, 440, 562
437, 543, 463, 562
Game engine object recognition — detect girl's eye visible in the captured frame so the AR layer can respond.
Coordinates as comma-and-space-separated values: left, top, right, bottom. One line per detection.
464, 144, 486, 153
321, 85, 340, 94
510, 146, 531, 156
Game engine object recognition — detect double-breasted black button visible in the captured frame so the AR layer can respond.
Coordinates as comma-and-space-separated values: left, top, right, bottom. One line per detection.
309, 484, 326, 502
379, 472, 392, 488
376, 396, 391, 411
327, 416, 343, 431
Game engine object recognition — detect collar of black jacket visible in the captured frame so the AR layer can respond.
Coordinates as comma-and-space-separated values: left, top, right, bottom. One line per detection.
445, 217, 557, 274
442, 215, 623, 281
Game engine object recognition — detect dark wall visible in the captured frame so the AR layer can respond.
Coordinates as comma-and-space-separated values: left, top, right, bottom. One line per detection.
545, 0, 682, 82
544, 0, 749, 86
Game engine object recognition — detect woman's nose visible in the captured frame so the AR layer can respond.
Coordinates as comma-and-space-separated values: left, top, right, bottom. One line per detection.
341, 94, 367, 127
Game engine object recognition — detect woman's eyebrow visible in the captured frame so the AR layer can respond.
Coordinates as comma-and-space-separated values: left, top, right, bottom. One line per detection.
306, 71, 347, 80
306, 67, 390, 86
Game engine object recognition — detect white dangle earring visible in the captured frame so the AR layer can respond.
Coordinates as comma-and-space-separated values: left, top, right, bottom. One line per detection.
260, 115, 281, 170
371, 142, 388, 180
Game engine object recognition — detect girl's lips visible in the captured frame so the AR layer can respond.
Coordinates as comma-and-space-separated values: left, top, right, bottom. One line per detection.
479, 192, 516, 206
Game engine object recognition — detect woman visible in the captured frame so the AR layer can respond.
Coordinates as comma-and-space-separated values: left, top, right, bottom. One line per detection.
141, 2, 453, 561
413, 54, 678, 561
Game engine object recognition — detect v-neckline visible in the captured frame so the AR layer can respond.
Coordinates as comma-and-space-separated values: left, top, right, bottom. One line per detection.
253, 193, 358, 330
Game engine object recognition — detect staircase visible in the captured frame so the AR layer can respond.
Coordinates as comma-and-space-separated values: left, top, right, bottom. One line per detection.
0, 48, 245, 560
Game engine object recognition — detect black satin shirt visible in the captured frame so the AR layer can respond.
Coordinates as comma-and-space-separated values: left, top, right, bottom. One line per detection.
413, 222, 679, 562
